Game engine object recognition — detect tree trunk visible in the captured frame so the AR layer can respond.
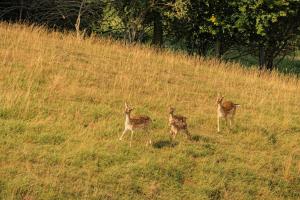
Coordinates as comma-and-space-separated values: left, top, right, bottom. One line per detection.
19, 0, 24, 21
215, 39, 223, 58
151, 11, 163, 47
259, 45, 265, 70
127, 23, 137, 43
75, 0, 85, 38
266, 57, 274, 70
198, 45, 206, 56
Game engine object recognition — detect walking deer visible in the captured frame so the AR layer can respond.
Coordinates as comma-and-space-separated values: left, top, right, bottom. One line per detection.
119, 102, 152, 147
169, 107, 191, 140
217, 95, 240, 132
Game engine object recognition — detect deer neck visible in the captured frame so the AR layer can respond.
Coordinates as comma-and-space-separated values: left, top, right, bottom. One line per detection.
125, 113, 131, 124
217, 103, 225, 116
169, 113, 174, 125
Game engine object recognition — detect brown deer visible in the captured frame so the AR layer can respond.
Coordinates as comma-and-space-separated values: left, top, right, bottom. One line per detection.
169, 107, 191, 140
119, 102, 152, 147
217, 95, 240, 132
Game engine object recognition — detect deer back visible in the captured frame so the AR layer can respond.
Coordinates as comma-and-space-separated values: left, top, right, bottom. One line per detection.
221, 101, 237, 113
130, 115, 151, 128
170, 118, 188, 130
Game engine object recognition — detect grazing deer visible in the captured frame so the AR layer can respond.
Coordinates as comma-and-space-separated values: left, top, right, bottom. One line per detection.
217, 95, 240, 132
169, 107, 191, 140
119, 102, 152, 147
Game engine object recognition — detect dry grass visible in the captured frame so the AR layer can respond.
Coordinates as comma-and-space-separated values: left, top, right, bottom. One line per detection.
0, 22, 299, 200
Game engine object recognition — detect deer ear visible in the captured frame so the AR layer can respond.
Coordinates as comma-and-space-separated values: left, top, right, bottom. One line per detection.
125, 102, 128, 108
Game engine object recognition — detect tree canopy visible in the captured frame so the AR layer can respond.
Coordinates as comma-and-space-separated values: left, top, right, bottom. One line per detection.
0, 0, 299, 70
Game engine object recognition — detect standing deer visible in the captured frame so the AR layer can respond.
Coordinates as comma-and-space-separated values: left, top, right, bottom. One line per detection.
119, 102, 152, 147
169, 107, 191, 140
217, 95, 240, 132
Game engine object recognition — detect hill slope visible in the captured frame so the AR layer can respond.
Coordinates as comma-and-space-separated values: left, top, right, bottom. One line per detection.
0, 23, 299, 200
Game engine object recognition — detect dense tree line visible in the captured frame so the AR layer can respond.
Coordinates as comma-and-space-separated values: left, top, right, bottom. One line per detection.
1, 0, 300, 70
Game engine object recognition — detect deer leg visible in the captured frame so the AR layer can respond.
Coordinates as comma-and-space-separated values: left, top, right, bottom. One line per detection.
229, 117, 233, 127
169, 130, 174, 141
119, 129, 127, 140
185, 128, 192, 140
148, 138, 152, 146
146, 129, 152, 146
148, 132, 152, 145
130, 130, 134, 147
173, 129, 178, 140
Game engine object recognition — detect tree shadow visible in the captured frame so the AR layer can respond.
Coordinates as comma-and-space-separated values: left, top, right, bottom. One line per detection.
152, 140, 178, 149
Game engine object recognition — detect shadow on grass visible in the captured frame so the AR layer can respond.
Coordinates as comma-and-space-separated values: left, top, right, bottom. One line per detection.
191, 134, 215, 143
152, 140, 178, 149
227, 125, 248, 134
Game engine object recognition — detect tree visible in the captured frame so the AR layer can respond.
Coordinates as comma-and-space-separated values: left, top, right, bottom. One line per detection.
167, 0, 237, 57
0, 0, 105, 35
109, 0, 152, 43
232, 0, 300, 70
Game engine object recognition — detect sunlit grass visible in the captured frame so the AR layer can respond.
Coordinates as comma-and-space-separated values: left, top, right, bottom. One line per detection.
0, 23, 299, 200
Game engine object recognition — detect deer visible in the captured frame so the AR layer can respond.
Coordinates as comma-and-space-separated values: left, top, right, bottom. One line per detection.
217, 95, 240, 132
169, 107, 191, 140
119, 102, 152, 147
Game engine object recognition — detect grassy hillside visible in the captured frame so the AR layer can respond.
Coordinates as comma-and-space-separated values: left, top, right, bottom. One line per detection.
0, 23, 299, 200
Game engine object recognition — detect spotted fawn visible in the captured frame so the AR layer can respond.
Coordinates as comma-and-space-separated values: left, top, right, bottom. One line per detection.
217, 95, 240, 132
119, 102, 152, 147
169, 107, 191, 140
